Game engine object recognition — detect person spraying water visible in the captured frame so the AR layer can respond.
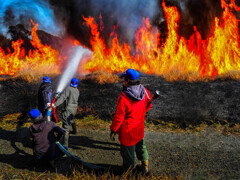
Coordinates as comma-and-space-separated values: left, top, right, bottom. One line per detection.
51, 45, 92, 147
51, 78, 79, 147
50, 78, 102, 169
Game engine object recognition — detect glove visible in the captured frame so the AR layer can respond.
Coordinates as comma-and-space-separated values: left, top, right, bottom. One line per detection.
47, 103, 51, 108
52, 103, 56, 108
110, 131, 116, 141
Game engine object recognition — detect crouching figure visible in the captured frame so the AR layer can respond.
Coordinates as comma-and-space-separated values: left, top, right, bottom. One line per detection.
29, 109, 67, 168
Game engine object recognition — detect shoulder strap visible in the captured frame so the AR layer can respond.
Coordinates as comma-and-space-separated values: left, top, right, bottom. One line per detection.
144, 88, 150, 100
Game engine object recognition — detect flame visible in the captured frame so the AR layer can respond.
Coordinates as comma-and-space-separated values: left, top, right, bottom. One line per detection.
208, 0, 240, 76
0, 20, 61, 76
25, 20, 60, 74
0, 0, 239, 81
0, 39, 24, 75
84, 0, 240, 81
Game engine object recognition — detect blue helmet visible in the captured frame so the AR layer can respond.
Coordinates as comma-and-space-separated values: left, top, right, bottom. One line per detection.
121, 68, 139, 80
29, 109, 41, 119
43, 76, 51, 83
70, 78, 78, 87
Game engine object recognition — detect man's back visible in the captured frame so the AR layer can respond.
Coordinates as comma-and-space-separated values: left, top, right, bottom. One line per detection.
30, 121, 59, 157
38, 82, 52, 112
55, 86, 79, 114
111, 85, 151, 146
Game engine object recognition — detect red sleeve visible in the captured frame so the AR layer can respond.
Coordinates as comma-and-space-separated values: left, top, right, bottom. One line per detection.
110, 93, 126, 133
145, 89, 152, 111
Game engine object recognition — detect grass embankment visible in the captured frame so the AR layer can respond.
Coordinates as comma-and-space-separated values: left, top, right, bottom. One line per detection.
1, 112, 240, 136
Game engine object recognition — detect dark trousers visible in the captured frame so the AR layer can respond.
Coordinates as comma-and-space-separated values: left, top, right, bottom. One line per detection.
35, 145, 65, 162
120, 139, 149, 171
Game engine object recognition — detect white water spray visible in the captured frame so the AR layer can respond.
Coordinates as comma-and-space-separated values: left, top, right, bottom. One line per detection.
57, 46, 92, 93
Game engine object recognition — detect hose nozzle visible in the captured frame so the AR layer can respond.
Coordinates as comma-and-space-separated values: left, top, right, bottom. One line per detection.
152, 90, 160, 100
149, 90, 160, 102
55, 91, 61, 99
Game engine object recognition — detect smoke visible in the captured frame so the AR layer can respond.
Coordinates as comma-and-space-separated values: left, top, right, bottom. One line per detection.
158, 0, 223, 40
184, 0, 223, 39
57, 46, 92, 93
48, 0, 234, 44
0, 0, 238, 47
48, 0, 160, 47
90, 0, 159, 42
0, 0, 64, 37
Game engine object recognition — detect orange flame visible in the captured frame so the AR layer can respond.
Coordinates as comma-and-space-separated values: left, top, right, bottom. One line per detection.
25, 20, 60, 74
0, 0, 239, 82
84, 0, 240, 81
0, 39, 24, 75
0, 20, 61, 75
207, 0, 240, 76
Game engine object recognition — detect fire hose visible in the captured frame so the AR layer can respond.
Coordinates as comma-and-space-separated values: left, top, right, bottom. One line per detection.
46, 92, 60, 122
56, 141, 103, 170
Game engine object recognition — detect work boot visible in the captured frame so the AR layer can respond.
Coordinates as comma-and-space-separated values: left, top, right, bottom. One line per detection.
48, 160, 56, 169
70, 122, 77, 134
141, 160, 149, 174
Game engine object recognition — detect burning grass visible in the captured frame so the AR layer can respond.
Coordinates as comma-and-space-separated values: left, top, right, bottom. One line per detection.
1, 0, 239, 82
161, 70, 240, 82
0, 72, 58, 83
81, 71, 121, 84
2, 69, 240, 85
0, 70, 120, 85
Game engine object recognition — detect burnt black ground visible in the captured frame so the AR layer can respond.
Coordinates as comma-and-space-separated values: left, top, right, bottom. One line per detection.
0, 127, 240, 179
1, 75, 240, 126
78, 76, 240, 127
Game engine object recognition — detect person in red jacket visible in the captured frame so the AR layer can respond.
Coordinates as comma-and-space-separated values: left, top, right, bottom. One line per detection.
110, 68, 152, 173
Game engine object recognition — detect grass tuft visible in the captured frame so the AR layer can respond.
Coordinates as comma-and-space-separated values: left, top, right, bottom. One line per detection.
75, 115, 111, 130
0, 113, 23, 130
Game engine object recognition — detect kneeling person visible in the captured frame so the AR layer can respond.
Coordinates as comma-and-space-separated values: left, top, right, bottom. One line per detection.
29, 109, 66, 168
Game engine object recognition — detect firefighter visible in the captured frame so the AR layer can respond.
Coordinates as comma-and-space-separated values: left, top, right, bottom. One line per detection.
110, 68, 152, 173
38, 76, 53, 118
29, 109, 66, 168
52, 78, 79, 147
